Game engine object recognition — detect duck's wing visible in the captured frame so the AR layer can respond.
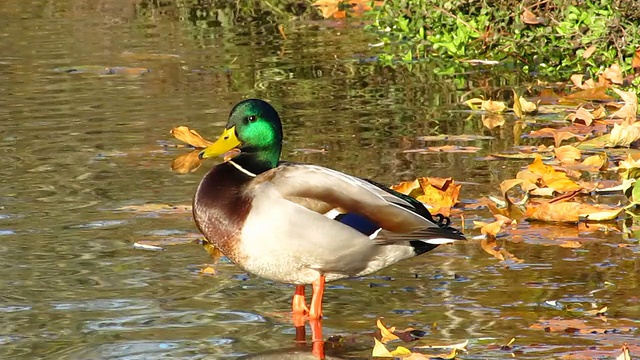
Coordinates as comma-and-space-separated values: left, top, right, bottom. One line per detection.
253, 163, 465, 244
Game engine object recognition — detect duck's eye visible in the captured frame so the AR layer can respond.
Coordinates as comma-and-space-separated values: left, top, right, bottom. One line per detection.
247, 115, 257, 123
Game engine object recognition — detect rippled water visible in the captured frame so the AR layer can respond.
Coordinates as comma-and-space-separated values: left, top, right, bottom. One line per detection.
1, 1, 638, 359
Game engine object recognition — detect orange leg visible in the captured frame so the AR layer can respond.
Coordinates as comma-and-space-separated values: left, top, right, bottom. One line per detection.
292, 285, 309, 314
310, 318, 325, 359
308, 276, 325, 320
292, 285, 309, 328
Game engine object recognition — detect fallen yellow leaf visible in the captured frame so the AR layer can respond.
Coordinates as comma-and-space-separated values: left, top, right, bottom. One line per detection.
480, 219, 505, 237
525, 201, 622, 222
616, 344, 632, 360
376, 318, 399, 343
372, 338, 411, 357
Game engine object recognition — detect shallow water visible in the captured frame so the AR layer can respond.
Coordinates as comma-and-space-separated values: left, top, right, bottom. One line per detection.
1, 1, 638, 359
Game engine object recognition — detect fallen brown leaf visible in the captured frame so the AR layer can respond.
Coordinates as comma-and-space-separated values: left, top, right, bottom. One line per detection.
527, 128, 587, 148
603, 63, 623, 85
611, 88, 638, 119
555, 145, 581, 164
521, 8, 542, 24
582, 45, 597, 59
170, 126, 213, 148
562, 86, 613, 103
565, 106, 594, 126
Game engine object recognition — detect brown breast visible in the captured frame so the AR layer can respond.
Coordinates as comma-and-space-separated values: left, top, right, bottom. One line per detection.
192, 162, 253, 262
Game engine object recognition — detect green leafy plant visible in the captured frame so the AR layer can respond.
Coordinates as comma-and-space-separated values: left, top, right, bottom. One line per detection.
368, 0, 640, 80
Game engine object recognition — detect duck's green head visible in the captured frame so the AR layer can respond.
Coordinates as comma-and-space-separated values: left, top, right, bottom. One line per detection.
199, 99, 283, 172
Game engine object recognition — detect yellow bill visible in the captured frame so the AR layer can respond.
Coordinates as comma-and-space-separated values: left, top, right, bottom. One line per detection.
199, 127, 241, 159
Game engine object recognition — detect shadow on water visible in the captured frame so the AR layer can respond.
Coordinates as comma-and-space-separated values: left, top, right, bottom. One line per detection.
0, 0, 638, 359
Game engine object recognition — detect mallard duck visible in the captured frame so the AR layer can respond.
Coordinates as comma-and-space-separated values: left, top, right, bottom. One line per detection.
193, 99, 466, 320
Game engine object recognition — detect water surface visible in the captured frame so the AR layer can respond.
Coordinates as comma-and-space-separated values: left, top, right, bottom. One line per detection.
1, 1, 638, 359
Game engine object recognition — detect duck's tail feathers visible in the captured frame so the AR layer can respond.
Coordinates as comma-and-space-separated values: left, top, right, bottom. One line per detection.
374, 226, 466, 245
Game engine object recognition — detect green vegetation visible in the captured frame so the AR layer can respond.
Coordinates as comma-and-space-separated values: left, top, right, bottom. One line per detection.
370, 0, 640, 79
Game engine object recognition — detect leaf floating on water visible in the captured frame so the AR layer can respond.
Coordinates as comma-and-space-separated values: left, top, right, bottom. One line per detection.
584, 305, 608, 316
565, 106, 595, 126
554, 145, 582, 164
520, 155, 583, 194
616, 344, 632, 360
618, 154, 640, 180
607, 121, 640, 147
478, 219, 505, 238
391, 177, 461, 216
562, 86, 613, 103
170, 126, 213, 148
525, 201, 622, 222
527, 127, 587, 148
465, 98, 507, 113
512, 89, 539, 119
371, 338, 411, 358
376, 318, 399, 343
